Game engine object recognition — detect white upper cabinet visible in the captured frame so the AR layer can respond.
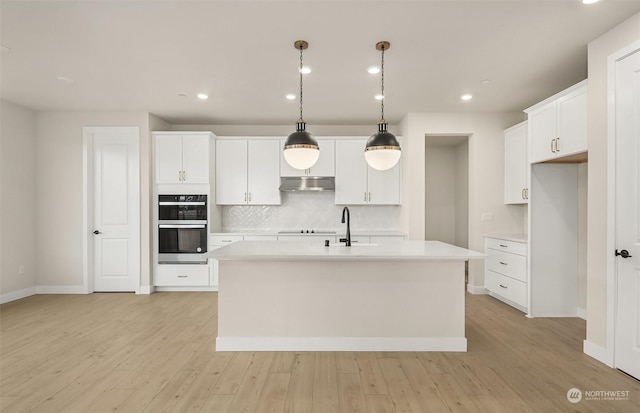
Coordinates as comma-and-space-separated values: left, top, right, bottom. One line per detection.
504, 121, 529, 204
280, 139, 335, 177
335, 139, 401, 205
154, 132, 211, 184
526, 80, 587, 164
216, 138, 281, 205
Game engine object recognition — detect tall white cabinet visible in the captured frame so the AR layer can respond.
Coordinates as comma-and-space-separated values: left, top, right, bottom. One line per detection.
335, 138, 401, 205
152, 131, 217, 291
215, 138, 281, 205
492, 80, 587, 317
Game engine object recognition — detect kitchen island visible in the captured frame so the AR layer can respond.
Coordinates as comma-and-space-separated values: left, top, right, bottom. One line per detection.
210, 240, 484, 352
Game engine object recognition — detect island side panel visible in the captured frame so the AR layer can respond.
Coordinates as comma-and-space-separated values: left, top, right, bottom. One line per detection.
216, 259, 466, 351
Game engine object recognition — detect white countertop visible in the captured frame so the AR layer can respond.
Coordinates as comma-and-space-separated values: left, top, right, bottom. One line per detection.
484, 234, 528, 243
210, 230, 407, 237
209, 240, 484, 261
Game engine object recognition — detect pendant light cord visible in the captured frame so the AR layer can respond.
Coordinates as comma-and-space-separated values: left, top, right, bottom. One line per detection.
380, 45, 385, 123
299, 44, 304, 122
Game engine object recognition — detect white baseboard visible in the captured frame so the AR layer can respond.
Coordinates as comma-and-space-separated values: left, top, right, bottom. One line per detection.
215, 336, 467, 352
583, 340, 614, 367
36, 285, 88, 294
0, 287, 37, 304
154, 286, 218, 292
467, 284, 488, 295
577, 307, 587, 320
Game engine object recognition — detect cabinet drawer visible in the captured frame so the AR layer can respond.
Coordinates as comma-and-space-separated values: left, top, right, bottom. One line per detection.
485, 238, 527, 256
486, 250, 527, 282
154, 265, 209, 286
486, 270, 527, 308
210, 235, 244, 246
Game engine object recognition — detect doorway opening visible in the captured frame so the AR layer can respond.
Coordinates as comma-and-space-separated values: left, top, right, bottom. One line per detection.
424, 135, 469, 249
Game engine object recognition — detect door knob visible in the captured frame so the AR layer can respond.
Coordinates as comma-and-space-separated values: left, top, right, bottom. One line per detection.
615, 249, 632, 258
93, 230, 101, 235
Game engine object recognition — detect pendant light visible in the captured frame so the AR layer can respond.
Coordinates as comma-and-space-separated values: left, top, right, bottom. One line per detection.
365, 41, 401, 171
283, 40, 319, 170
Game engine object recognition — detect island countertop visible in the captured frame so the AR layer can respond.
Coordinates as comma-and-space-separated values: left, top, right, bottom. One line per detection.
208, 240, 484, 261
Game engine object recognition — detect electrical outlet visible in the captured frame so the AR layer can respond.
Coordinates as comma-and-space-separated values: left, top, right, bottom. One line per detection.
481, 212, 494, 222
18, 265, 25, 274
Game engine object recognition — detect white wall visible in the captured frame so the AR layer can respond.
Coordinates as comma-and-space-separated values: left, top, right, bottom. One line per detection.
0, 101, 37, 302
455, 141, 469, 248
425, 145, 458, 244
586, 12, 640, 352
399, 113, 526, 290
170, 124, 381, 136
36, 111, 151, 290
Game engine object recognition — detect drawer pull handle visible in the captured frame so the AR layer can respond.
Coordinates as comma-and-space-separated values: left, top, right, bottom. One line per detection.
177, 275, 188, 278
499, 261, 508, 265
499, 284, 507, 289
499, 244, 508, 248
222, 240, 233, 242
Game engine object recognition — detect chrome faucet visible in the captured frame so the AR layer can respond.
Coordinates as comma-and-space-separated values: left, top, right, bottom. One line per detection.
340, 206, 351, 246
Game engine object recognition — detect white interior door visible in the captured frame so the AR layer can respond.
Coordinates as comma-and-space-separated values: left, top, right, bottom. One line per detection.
91, 127, 140, 292
614, 48, 640, 380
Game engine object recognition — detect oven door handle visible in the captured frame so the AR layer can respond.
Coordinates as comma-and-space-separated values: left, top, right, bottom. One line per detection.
158, 202, 206, 206
158, 224, 207, 229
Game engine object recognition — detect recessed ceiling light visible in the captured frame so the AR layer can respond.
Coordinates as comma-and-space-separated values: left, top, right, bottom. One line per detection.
197, 93, 208, 100
481, 79, 492, 84
461, 94, 473, 101
285, 94, 296, 100
375, 94, 384, 100
56, 76, 74, 83
299, 66, 311, 74
582, 0, 599, 4
367, 66, 380, 74
0, 45, 10, 53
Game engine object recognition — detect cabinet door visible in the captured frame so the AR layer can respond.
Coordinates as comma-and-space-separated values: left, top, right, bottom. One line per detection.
310, 139, 335, 176
155, 134, 183, 184
335, 140, 368, 205
367, 161, 401, 205
557, 88, 587, 157
216, 140, 248, 205
529, 102, 557, 163
504, 122, 528, 204
182, 134, 210, 184
248, 140, 281, 205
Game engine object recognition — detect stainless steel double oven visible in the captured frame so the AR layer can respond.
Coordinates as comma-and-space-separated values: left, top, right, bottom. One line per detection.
158, 195, 208, 264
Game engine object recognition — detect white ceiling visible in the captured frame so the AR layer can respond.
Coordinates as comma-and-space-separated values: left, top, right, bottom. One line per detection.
1, 1, 639, 126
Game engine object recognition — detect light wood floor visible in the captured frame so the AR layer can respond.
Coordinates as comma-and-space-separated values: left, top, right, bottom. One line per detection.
1, 292, 638, 413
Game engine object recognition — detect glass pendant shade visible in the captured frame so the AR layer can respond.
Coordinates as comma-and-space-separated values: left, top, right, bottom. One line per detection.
284, 121, 319, 170
364, 122, 401, 171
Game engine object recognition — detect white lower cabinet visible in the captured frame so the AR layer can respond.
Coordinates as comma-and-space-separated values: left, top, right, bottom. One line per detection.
484, 236, 528, 312
154, 265, 210, 287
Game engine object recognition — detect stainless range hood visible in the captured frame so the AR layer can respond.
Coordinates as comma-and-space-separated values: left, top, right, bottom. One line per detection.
279, 176, 335, 192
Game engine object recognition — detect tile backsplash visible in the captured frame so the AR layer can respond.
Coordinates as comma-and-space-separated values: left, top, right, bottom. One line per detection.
221, 192, 401, 231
